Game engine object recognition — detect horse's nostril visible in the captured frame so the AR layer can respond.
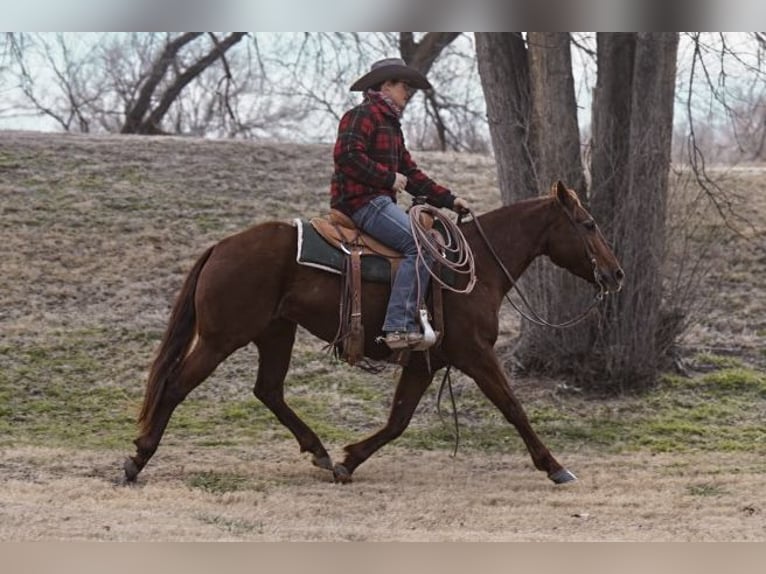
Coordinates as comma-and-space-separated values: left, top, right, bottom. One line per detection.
614, 268, 625, 282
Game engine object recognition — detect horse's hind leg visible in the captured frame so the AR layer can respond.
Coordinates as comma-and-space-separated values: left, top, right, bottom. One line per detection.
253, 319, 333, 472
333, 359, 435, 483
125, 338, 228, 481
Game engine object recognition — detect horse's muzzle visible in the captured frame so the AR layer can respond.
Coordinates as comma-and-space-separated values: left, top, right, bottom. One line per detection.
598, 267, 625, 294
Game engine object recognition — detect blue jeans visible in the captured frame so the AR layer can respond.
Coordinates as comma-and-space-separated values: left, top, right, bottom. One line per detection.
351, 196, 431, 333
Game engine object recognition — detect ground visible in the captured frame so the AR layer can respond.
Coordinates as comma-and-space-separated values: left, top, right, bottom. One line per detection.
1, 445, 764, 541
0, 132, 764, 541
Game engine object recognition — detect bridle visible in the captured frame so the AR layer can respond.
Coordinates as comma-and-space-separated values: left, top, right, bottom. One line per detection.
434, 199, 615, 456
466, 202, 610, 329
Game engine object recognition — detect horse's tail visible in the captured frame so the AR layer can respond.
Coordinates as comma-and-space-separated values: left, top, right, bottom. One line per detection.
137, 245, 215, 435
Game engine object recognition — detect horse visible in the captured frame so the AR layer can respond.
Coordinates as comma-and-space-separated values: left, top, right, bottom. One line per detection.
123, 181, 624, 485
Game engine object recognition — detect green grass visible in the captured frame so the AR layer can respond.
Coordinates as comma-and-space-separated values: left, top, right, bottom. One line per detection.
392, 363, 766, 456
0, 328, 147, 449
3, 329, 765, 458
691, 352, 745, 370
686, 483, 728, 497
193, 512, 262, 535
185, 470, 257, 494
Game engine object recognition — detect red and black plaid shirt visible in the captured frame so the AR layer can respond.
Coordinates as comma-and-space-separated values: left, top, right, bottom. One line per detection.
330, 92, 455, 216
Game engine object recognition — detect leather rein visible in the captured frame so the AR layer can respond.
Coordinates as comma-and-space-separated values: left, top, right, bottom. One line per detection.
466, 204, 607, 329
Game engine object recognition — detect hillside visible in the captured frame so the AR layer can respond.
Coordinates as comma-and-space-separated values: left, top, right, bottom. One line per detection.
0, 131, 764, 541
1, 131, 762, 369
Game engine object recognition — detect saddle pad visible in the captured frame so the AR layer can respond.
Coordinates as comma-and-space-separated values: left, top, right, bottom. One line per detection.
294, 219, 392, 283
294, 218, 459, 287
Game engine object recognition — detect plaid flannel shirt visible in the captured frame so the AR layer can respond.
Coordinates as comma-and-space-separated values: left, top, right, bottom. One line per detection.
330, 92, 456, 216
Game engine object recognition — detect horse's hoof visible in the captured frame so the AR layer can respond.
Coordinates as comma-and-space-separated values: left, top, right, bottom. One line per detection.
312, 454, 334, 472
123, 457, 140, 483
549, 468, 577, 484
333, 464, 353, 484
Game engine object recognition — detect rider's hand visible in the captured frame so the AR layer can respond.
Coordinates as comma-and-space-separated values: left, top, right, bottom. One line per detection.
452, 197, 471, 215
392, 172, 408, 193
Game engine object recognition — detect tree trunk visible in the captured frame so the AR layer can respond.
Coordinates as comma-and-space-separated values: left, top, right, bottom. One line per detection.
527, 33, 585, 198
590, 33, 635, 239
512, 32, 591, 373
590, 32, 680, 389
475, 33, 537, 204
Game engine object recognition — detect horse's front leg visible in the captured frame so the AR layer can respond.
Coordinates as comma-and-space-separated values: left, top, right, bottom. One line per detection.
459, 345, 576, 484
333, 357, 435, 483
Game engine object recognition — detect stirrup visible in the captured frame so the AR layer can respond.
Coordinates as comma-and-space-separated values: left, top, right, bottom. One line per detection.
380, 331, 425, 350
412, 308, 438, 351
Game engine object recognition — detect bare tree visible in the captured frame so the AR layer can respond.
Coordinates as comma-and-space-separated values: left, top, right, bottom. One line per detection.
3, 33, 252, 136
477, 32, 601, 374
260, 32, 472, 149
400, 32, 465, 151
1, 33, 13, 69
1, 33, 486, 147
120, 32, 247, 134
477, 32, 680, 390
3, 33, 105, 132
679, 32, 766, 166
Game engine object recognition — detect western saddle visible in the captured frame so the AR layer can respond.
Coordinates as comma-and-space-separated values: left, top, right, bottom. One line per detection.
309, 209, 443, 365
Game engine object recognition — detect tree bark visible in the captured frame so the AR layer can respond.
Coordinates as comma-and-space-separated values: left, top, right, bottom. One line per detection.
512, 32, 592, 373
475, 33, 537, 205
590, 33, 635, 239
590, 32, 679, 389
527, 33, 585, 198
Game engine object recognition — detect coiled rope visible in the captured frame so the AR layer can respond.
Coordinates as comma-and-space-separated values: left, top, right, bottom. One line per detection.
408, 202, 476, 294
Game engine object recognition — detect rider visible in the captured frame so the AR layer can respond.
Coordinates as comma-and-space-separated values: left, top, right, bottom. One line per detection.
330, 57, 471, 350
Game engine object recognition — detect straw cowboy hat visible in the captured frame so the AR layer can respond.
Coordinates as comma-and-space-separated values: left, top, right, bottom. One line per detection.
350, 57, 433, 91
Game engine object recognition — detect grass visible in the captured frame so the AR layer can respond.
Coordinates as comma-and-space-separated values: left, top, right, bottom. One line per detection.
185, 470, 258, 494
193, 512, 262, 535
397, 360, 766, 456
1, 132, 764, 467
691, 352, 745, 370
1, 319, 764, 459
686, 483, 729, 497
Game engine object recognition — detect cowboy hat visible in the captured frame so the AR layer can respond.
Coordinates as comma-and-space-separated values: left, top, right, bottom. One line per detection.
350, 57, 433, 91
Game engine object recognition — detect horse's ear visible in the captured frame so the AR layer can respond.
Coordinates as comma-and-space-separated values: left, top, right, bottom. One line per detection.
553, 180, 576, 211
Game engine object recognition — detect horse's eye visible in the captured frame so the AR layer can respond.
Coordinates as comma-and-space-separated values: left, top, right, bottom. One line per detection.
583, 220, 596, 231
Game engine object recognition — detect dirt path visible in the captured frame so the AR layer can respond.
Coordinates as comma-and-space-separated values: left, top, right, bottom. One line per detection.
1, 443, 763, 541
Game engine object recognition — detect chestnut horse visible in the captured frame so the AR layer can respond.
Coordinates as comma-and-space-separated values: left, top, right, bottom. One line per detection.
124, 181, 623, 485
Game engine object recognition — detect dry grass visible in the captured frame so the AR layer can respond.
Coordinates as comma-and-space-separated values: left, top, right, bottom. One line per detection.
0, 131, 764, 541
666, 166, 766, 365
1, 445, 764, 541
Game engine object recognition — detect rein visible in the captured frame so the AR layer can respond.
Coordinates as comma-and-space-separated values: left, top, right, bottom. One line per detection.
415, 200, 608, 457
467, 206, 605, 329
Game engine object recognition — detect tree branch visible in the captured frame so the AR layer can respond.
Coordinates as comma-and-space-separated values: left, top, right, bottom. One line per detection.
142, 32, 247, 134
121, 32, 203, 133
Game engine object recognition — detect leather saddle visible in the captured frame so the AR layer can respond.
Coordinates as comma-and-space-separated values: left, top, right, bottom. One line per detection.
309, 209, 433, 260
308, 209, 441, 366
